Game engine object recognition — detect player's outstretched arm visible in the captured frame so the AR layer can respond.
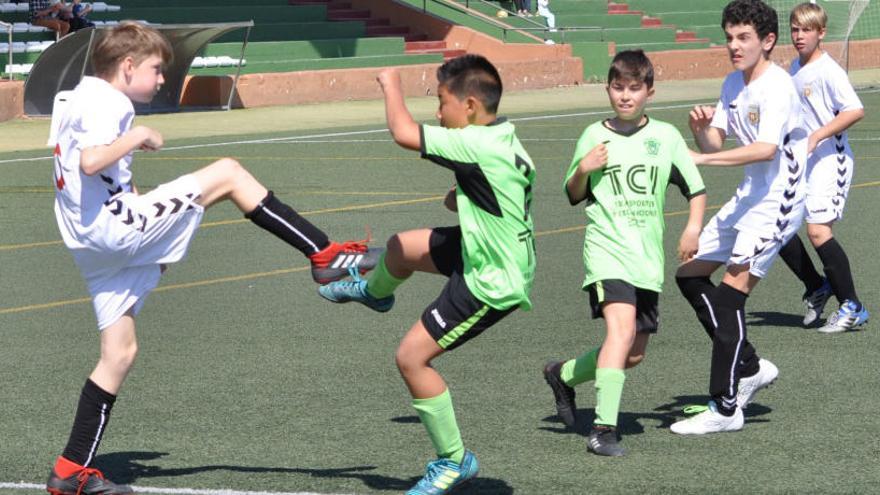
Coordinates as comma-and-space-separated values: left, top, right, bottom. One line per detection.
566, 142, 607, 204
808, 108, 864, 154
692, 141, 776, 167
377, 68, 420, 151
677, 192, 706, 262
80, 125, 163, 176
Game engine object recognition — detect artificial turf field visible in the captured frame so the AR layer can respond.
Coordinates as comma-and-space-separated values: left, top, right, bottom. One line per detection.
1, 87, 878, 495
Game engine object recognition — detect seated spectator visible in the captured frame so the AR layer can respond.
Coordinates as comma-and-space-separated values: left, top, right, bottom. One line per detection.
62, 0, 95, 32
30, 0, 70, 38
538, 0, 556, 31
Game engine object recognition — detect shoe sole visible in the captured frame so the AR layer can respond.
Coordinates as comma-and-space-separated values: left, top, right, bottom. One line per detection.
817, 318, 869, 334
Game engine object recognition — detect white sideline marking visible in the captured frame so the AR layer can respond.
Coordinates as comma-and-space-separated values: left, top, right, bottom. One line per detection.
0, 482, 356, 495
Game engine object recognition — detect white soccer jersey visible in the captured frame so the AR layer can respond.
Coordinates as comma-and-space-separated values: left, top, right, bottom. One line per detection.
710, 63, 806, 205
790, 52, 863, 136
53, 76, 136, 257
790, 52, 862, 223
695, 63, 808, 277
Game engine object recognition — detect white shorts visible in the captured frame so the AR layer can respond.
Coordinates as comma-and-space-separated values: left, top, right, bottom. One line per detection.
75, 174, 205, 329
804, 141, 854, 224
694, 192, 805, 279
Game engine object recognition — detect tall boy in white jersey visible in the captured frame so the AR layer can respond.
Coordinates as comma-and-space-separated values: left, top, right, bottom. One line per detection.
670, 0, 807, 435
47, 23, 380, 495
777, 2, 868, 333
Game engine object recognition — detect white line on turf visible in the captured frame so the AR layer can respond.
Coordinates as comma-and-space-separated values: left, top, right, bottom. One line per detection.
0, 482, 356, 495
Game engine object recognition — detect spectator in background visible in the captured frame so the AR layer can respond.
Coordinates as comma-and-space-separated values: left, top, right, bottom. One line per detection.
63, 0, 95, 32
29, 0, 70, 38
513, 0, 532, 17
538, 0, 556, 31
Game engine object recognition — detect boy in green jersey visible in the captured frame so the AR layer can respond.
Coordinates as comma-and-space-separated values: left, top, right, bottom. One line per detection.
319, 55, 536, 495
542, 50, 706, 456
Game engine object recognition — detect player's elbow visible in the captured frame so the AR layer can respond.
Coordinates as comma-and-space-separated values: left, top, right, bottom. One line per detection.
79, 157, 102, 176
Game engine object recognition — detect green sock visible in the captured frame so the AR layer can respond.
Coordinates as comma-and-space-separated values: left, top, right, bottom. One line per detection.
366, 253, 407, 299
594, 368, 626, 427
411, 389, 465, 464
560, 347, 600, 387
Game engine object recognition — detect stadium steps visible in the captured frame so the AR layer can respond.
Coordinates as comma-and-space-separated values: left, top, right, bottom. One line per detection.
404, 40, 467, 61
289, 0, 431, 42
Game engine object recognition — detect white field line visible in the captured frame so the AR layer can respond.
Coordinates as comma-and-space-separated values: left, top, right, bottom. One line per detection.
0, 482, 356, 495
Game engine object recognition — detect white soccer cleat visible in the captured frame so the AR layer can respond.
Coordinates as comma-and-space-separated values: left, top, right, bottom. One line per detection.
736, 358, 779, 409
803, 280, 833, 326
670, 401, 743, 435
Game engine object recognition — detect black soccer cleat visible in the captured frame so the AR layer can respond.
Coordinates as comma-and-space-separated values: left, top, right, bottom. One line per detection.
46, 467, 134, 495
543, 360, 577, 428
587, 425, 626, 457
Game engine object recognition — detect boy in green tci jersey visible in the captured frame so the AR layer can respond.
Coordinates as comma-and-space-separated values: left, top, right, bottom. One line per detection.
542, 50, 706, 456
319, 55, 535, 495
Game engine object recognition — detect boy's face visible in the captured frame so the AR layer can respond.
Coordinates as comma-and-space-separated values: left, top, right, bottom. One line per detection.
124, 54, 165, 103
436, 84, 471, 129
606, 77, 653, 122
724, 23, 775, 72
790, 22, 825, 59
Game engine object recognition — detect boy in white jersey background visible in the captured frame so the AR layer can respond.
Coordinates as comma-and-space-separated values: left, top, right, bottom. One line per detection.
542, 50, 706, 456
318, 55, 536, 495
777, 2, 868, 333
47, 23, 381, 495
670, 0, 807, 435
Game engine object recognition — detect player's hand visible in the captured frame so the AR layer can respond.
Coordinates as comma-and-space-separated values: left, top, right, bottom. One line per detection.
689, 105, 715, 134
377, 68, 401, 91
443, 185, 458, 212
677, 226, 701, 262
807, 132, 822, 154
135, 126, 163, 151
578, 142, 608, 173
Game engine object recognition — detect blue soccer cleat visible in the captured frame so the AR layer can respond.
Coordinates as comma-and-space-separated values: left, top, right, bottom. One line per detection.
818, 300, 869, 334
318, 266, 394, 312
406, 450, 479, 495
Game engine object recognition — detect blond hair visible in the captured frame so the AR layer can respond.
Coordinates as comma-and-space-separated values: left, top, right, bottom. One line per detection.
790, 2, 827, 30
91, 22, 173, 78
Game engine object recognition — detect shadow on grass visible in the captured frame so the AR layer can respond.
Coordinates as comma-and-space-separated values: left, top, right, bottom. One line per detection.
748, 311, 812, 329
539, 394, 774, 436
96, 451, 513, 493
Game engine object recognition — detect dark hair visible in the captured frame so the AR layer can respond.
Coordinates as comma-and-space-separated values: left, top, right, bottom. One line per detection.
722, 0, 779, 51
91, 22, 173, 78
607, 49, 654, 87
436, 54, 503, 114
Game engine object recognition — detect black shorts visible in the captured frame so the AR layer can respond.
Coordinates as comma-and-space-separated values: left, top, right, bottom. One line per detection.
586, 279, 659, 333
421, 226, 517, 350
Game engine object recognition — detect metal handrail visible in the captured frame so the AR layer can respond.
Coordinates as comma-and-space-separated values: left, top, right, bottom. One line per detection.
0, 20, 12, 80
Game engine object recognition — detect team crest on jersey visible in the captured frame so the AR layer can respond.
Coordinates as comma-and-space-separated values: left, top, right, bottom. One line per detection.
747, 104, 760, 125
644, 138, 660, 156
803, 84, 812, 98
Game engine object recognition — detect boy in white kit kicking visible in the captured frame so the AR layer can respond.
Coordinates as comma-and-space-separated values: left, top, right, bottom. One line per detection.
777, 1, 868, 333
47, 23, 379, 495
670, 0, 807, 435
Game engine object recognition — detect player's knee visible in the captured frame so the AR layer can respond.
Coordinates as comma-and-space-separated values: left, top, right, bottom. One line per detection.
626, 353, 645, 368
102, 342, 138, 373
806, 227, 831, 247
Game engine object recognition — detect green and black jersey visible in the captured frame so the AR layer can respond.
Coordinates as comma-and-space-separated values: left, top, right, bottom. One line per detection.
421, 118, 536, 310
564, 117, 705, 292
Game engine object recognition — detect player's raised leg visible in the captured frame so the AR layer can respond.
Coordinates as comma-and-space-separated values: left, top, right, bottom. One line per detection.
318, 228, 440, 311
190, 158, 382, 283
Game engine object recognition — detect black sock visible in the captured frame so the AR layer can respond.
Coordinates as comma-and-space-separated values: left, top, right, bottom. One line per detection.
706, 283, 750, 416
676, 276, 717, 338
779, 235, 824, 294
817, 238, 859, 308
61, 379, 117, 467
245, 191, 330, 257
